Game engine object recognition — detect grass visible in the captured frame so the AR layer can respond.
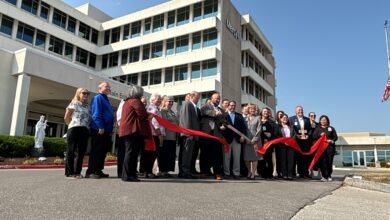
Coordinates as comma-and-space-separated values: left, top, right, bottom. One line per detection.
360, 172, 390, 184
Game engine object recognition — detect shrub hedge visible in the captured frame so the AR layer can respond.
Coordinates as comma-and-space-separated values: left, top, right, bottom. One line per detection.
0, 135, 66, 157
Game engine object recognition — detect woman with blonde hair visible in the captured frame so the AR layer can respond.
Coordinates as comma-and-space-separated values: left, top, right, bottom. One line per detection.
244, 104, 262, 180
64, 88, 91, 179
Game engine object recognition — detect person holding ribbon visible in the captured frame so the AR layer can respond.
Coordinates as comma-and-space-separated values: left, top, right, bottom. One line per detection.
277, 113, 297, 180
313, 115, 338, 182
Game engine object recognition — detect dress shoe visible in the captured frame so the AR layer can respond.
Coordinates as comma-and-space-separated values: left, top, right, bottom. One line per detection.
199, 174, 208, 179
88, 174, 101, 179
177, 173, 184, 178
191, 170, 200, 175
214, 175, 223, 180
232, 175, 240, 180
184, 174, 197, 179
122, 177, 140, 182
97, 171, 109, 178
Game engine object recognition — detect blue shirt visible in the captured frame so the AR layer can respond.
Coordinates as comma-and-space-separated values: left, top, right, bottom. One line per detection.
90, 93, 114, 132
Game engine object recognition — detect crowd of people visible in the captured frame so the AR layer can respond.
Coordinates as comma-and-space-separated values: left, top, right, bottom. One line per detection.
63, 82, 338, 183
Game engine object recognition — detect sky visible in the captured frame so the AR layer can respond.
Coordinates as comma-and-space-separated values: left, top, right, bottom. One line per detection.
64, 0, 390, 135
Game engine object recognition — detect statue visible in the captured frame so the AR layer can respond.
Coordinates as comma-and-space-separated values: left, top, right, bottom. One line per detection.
34, 115, 47, 149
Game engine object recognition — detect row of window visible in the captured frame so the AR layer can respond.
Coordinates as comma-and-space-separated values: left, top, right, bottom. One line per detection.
243, 26, 266, 57
103, 0, 218, 45
2, 0, 99, 44
342, 150, 390, 167
241, 77, 267, 103
242, 51, 267, 79
112, 59, 217, 86
102, 28, 218, 69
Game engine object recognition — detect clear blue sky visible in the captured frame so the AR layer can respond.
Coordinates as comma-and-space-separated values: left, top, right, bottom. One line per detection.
65, 0, 390, 134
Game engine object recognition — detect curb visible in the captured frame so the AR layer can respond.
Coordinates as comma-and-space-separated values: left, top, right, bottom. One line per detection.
343, 176, 390, 194
0, 161, 117, 170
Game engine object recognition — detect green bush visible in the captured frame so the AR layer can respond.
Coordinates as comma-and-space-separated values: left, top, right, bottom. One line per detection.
0, 135, 66, 157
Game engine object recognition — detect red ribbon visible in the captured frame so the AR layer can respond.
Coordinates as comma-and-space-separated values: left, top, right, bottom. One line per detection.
255, 135, 329, 171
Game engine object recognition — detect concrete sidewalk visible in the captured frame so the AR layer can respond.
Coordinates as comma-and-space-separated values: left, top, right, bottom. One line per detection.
292, 186, 390, 220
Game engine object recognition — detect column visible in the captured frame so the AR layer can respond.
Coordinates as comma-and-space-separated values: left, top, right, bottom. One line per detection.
10, 74, 31, 136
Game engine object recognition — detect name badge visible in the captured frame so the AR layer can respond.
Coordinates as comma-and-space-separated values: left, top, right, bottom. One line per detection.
294, 122, 298, 126
328, 127, 332, 132
262, 126, 266, 131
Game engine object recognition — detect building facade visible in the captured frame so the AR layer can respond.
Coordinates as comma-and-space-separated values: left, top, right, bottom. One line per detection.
0, 0, 276, 137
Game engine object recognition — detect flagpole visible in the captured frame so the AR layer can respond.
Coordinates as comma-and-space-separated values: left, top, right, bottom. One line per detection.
384, 20, 390, 79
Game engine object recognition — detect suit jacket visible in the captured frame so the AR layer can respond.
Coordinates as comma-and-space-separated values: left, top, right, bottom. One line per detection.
179, 101, 200, 139
288, 115, 312, 139
200, 103, 224, 138
222, 111, 247, 144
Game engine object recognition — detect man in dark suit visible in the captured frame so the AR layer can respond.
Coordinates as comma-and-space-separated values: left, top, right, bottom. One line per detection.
199, 92, 224, 180
289, 105, 312, 178
179, 91, 200, 179
221, 100, 246, 179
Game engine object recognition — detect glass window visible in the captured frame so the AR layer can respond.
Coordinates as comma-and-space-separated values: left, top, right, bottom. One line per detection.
177, 6, 189, 26
111, 27, 120, 43
151, 41, 163, 58
175, 65, 188, 81
128, 74, 138, 85
193, 2, 202, 21
129, 47, 140, 63
91, 29, 98, 44
102, 54, 108, 69
167, 11, 175, 28
150, 70, 161, 85
17, 22, 34, 44
108, 52, 119, 67
191, 62, 201, 79
153, 14, 164, 32
49, 36, 64, 55
89, 53, 96, 68
64, 42, 73, 60
165, 68, 173, 83
76, 47, 88, 65
123, 24, 130, 40
192, 32, 201, 50
175, 35, 189, 53
35, 30, 46, 49
142, 44, 150, 60
67, 16, 76, 33
78, 22, 90, 40
144, 18, 151, 34
0, 15, 14, 36
39, 2, 49, 20
104, 30, 110, 45
202, 59, 217, 77
203, 28, 218, 47
141, 72, 148, 86
121, 49, 128, 65
4, 0, 16, 5
52, 9, 67, 29
21, 0, 39, 15
131, 21, 141, 38
204, 0, 218, 18
166, 38, 175, 55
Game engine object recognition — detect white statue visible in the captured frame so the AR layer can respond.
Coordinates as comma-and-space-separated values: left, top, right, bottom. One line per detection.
34, 115, 47, 149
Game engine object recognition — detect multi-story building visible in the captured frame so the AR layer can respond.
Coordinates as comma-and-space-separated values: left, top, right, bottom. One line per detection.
0, 0, 276, 137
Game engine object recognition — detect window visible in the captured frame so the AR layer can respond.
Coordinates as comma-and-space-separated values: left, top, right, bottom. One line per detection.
91, 29, 98, 44
175, 35, 188, 53
21, 0, 39, 15
150, 70, 161, 85
104, 30, 110, 45
191, 62, 201, 79
204, 0, 218, 18
76, 47, 88, 65
129, 47, 140, 63
141, 72, 148, 86
128, 74, 138, 85
123, 24, 130, 40
108, 52, 119, 67
248, 79, 254, 95
165, 68, 173, 82
52, 9, 67, 29
166, 38, 175, 55
49, 36, 64, 55
177, 6, 189, 26
192, 32, 201, 50
111, 27, 120, 43
131, 21, 141, 38
175, 65, 188, 81
203, 28, 217, 47
142, 44, 150, 60
89, 53, 96, 68
151, 41, 163, 58
78, 22, 90, 40
167, 11, 175, 28
121, 49, 128, 65
144, 18, 151, 34
193, 2, 202, 21
67, 16, 76, 33
102, 54, 108, 69
40, 2, 49, 20
342, 150, 353, 167
153, 14, 164, 32
64, 42, 73, 60
202, 59, 217, 77
17, 22, 34, 44
0, 15, 14, 36
35, 30, 46, 49
4, 0, 16, 5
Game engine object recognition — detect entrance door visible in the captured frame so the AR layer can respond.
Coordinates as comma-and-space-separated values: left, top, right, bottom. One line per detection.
352, 151, 366, 167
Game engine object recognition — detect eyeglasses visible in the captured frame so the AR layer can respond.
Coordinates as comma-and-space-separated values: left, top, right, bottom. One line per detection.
82, 92, 90, 95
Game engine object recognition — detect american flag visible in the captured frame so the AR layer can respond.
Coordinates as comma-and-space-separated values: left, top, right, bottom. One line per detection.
382, 79, 390, 102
